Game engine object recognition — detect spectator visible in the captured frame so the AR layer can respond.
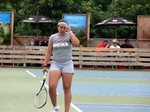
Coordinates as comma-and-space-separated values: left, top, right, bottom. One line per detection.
41, 36, 48, 46
97, 40, 109, 48
29, 40, 34, 46
110, 39, 120, 48
110, 39, 120, 69
29, 36, 39, 46
38, 40, 42, 46
33, 37, 39, 46
94, 40, 109, 68
120, 39, 134, 48
95, 40, 109, 52
120, 39, 134, 69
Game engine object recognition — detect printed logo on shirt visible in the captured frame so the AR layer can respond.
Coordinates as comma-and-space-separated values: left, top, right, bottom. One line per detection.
53, 41, 69, 50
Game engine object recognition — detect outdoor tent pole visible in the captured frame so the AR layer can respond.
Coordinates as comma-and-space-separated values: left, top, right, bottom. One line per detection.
10, 11, 14, 46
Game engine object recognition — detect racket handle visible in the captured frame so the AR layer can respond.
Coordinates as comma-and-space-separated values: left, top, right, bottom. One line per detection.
43, 72, 47, 80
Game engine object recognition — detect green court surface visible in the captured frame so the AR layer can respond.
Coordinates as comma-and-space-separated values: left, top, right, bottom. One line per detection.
0, 67, 77, 112
0, 67, 150, 112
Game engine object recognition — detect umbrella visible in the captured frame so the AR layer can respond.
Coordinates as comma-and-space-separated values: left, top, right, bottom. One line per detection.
94, 16, 136, 38
22, 12, 55, 36
22, 12, 54, 23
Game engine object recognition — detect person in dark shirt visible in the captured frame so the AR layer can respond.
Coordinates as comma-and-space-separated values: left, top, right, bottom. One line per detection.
120, 39, 134, 48
38, 40, 42, 46
120, 39, 134, 69
41, 36, 48, 46
34, 37, 39, 46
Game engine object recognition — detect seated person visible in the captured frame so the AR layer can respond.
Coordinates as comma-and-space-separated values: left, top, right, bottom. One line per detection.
120, 39, 134, 48
110, 39, 120, 69
96, 40, 109, 52
110, 39, 120, 48
29, 36, 39, 46
97, 40, 109, 48
41, 36, 48, 46
33, 37, 39, 46
38, 40, 42, 46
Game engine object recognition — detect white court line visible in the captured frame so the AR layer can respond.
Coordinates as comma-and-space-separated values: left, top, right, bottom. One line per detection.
41, 82, 83, 112
71, 103, 84, 112
26, 70, 83, 112
26, 70, 36, 77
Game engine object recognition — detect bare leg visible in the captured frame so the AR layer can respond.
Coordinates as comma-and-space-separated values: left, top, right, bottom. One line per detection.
49, 70, 61, 107
62, 73, 73, 112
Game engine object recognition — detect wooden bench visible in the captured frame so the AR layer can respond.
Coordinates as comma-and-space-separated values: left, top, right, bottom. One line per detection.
0, 45, 150, 69
74, 47, 139, 69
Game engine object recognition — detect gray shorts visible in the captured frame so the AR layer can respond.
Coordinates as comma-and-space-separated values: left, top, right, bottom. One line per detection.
50, 60, 74, 74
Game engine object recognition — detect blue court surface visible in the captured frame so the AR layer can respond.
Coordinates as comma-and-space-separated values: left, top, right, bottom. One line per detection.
27, 69, 150, 112
58, 82, 150, 96
75, 104, 150, 112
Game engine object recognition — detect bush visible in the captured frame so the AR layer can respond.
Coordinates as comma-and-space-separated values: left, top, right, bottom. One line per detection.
0, 23, 11, 45
15, 23, 41, 36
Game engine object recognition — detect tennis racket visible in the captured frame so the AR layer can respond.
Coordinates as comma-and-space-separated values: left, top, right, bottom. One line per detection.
34, 72, 48, 109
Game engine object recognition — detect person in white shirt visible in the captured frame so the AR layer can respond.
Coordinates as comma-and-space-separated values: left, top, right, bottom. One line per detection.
110, 39, 120, 69
110, 39, 120, 48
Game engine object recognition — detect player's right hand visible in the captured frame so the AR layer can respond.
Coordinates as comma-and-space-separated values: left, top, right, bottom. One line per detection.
42, 67, 48, 74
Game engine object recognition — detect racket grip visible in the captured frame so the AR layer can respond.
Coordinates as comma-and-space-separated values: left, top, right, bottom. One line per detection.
43, 72, 47, 80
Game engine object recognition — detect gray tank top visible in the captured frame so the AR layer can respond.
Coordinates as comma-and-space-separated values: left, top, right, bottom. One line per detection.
49, 33, 72, 62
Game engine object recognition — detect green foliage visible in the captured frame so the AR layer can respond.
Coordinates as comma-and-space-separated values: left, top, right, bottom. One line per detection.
0, 24, 11, 45
0, 0, 150, 39
15, 23, 41, 36
78, 37, 87, 46
2, 32, 11, 45
0, 27, 5, 44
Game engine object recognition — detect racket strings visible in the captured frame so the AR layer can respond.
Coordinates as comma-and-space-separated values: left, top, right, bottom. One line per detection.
35, 88, 47, 108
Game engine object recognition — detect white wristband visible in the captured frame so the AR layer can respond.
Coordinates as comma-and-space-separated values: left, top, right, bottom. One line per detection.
69, 31, 73, 35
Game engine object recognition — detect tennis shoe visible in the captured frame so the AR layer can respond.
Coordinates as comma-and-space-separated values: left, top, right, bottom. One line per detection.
52, 106, 60, 112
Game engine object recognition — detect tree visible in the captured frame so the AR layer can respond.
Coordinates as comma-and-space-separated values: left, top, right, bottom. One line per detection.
0, 0, 150, 39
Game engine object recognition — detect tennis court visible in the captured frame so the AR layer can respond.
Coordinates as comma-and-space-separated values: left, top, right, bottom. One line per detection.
0, 67, 150, 112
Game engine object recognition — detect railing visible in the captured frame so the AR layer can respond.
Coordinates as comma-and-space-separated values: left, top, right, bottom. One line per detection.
0, 45, 150, 69
0, 45, 46, 67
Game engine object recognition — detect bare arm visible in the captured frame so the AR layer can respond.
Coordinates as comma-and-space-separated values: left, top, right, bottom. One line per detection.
70, 33, 80, 46
105, 44, 109, 48
67, 25, 80, 46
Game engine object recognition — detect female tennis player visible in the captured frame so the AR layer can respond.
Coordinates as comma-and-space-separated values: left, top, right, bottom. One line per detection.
42, 19, 80, 112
